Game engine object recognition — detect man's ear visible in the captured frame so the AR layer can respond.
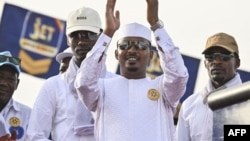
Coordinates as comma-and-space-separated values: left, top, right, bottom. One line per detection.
15, 78, 20, 90
66, 36, 71, 46
149, 50, 154, 60
115, 49, 119, 60
235, 58, 241, 69
204, 60, 208, 69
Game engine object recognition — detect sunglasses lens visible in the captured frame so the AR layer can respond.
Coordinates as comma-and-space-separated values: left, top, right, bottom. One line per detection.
205, 54, 214, 61
0, 55, 20, 65
117, 40, 150, 50
0, 56, 7, 62
205, 53, 234, 61
9, 57, 20, 65
220, 54, 230, 61
138, 41, 150, 50
69, 31, 98, 42
118, 41, 130, 50
88, 33, 98, 41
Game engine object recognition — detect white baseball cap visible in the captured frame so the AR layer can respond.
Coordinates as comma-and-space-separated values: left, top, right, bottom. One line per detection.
56, 47, 73, 63
117, 22, 151, 42
66, 7, 102, 36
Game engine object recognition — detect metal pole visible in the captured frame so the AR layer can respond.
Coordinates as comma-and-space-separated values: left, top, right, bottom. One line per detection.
207, 81, 250, 111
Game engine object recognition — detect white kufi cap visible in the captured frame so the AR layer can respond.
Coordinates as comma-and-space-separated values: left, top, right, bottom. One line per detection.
117, 22, 151, 42
56, 47, 73, 63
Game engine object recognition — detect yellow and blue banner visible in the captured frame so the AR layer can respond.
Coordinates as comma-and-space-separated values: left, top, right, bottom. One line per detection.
0, 3, 68, 78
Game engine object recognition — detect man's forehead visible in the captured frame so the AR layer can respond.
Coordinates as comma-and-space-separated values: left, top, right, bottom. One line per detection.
118, 37, 150, 41
0, 65, 18, 73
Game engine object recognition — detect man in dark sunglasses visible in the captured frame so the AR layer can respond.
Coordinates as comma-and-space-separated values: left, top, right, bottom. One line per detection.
75, 0, 189, 140
176, 32, 242, 141
27, 6, 116, 141
0, 51, 31, 141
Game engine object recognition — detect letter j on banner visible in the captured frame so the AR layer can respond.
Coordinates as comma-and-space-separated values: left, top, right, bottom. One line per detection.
0, 3, 68, 78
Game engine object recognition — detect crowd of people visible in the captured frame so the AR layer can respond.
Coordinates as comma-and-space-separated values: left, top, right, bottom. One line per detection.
0, 0, 246, 140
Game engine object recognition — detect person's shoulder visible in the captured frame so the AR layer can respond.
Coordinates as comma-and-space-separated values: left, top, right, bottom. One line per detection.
12, 100, 31, 125
184, 93, 200, 102
13, 100, 31, 112
44, 74, 64, 84
40, 74, 67, 92
181, 92, 203, 109
46, 74, 62, 80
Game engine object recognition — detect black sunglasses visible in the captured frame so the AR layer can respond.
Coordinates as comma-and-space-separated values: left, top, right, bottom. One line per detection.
205, 53, 235, 61
69, 31, 99, 41
117, 40, 150, 50
0, 55, 21, 65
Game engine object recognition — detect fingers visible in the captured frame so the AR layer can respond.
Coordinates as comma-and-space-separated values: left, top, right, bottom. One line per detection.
146, 0, 159, 25
115, 10, 120, 21
0, 134, 11, 141
106, 0, 116, 10
104, 0, 120, 37
105, 0, 116, 18
0, 130, 16, 141
10, 130, 16, 141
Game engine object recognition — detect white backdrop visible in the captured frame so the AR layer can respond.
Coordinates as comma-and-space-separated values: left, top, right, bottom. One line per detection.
0, 0, 250, 108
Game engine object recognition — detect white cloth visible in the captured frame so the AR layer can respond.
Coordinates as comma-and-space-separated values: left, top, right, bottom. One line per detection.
27, 47, 116, 141
0, 99, 31, 140
0, 114, 9, 136
75, 28, 189, 141
175, 73, 242, 141
72, 99, 94, 136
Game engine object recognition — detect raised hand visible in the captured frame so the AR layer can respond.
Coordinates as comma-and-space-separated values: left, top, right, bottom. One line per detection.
146, 0, 159, 26
104, 0, 120, 37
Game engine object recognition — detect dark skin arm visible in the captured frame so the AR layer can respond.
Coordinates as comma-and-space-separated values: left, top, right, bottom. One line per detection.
146, 0, 164, 52
146, 0, 159, 26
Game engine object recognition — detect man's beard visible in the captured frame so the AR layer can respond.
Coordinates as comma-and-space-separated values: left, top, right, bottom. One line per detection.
127, 67, 138, 72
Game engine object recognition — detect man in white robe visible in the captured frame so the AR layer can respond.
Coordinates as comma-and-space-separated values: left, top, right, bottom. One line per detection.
75, 0, 189, 140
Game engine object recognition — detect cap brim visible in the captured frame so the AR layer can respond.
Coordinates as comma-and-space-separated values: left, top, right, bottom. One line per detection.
56, 52, 73, 63
202, 45, 235, 54
0, 62, 20, 75
66, 26, 100, 35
